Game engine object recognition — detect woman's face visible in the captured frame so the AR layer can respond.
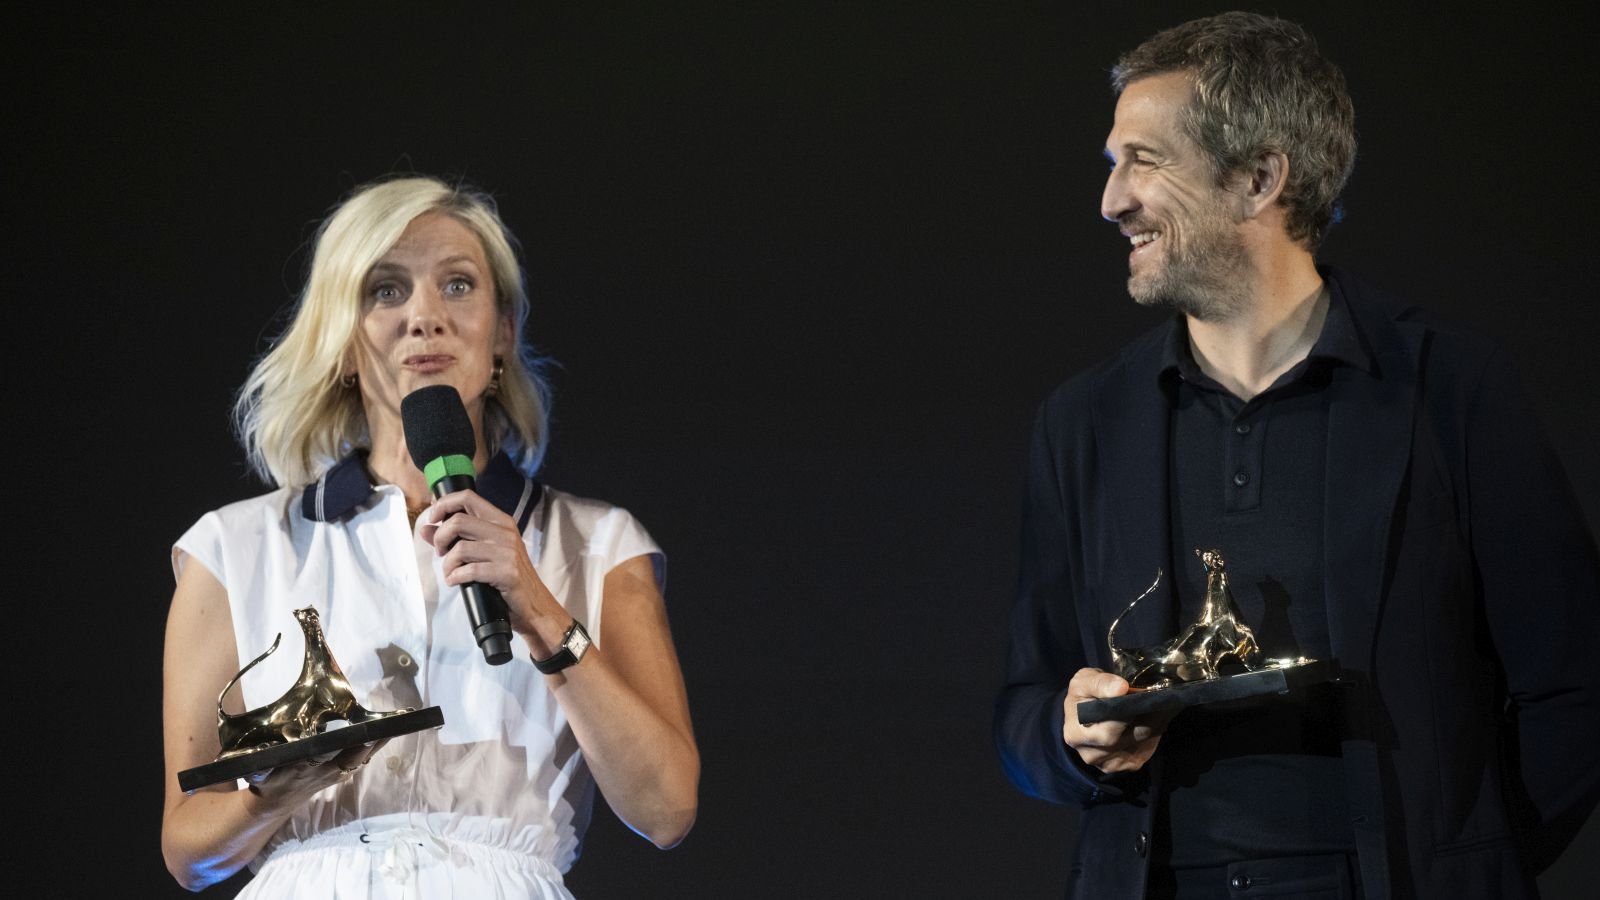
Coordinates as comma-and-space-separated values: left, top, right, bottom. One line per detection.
348, 211, 511, 443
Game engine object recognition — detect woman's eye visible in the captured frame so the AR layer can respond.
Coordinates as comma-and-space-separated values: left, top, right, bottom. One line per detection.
370, 283, 404, 303
445, 277, 473, 296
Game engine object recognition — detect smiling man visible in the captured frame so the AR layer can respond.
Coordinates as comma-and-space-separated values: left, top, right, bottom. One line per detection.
993, 11, 1600, 900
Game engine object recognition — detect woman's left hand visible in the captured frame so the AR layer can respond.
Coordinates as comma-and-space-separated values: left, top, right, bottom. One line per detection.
418, 489, 566, 649
420, 487, 698, 847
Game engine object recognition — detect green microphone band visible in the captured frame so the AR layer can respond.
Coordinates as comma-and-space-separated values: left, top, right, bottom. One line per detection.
424, 454, 477, 488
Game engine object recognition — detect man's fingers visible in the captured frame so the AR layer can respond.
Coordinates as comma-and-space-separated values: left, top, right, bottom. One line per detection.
1068, 667, 1132, 701
1093, 671, 1131, 698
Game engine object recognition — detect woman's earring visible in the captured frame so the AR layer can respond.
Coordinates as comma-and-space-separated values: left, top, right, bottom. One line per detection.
486, 357, 504, 398
340, 373, 357, 389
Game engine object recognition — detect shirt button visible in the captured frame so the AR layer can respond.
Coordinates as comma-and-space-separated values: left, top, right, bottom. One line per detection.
1134, 831, 1148, 857
1230, 874, 1252, 890
1233, 471, 1250, 486
1234, 423, 1251, 435
386, 756, 405, 773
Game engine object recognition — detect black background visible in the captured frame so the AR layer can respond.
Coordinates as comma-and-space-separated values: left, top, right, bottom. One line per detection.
13, 2, 1597, 897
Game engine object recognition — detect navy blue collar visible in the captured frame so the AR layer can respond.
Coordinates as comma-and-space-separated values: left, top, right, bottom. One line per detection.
301, 450, 540, 528
1157, 271, 1375, 392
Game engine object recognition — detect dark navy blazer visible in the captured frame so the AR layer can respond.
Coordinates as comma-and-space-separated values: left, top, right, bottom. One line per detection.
994, 266, 1600, 899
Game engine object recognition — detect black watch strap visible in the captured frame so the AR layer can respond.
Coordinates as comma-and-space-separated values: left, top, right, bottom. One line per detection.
532, 620, 591, 674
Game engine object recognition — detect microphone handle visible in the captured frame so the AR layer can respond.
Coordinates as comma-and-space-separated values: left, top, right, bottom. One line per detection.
432, 473, 515, 665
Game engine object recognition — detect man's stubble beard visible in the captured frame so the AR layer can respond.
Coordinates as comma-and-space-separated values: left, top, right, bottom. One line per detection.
1127, 197, 1251, 323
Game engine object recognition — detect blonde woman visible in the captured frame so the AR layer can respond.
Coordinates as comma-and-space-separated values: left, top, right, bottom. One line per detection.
161, 175, 698, 897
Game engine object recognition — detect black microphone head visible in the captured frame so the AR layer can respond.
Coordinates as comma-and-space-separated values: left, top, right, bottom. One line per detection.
401, 384, 477, 471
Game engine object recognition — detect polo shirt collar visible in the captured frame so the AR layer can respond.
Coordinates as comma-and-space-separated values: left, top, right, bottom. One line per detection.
301, 449, 536, 523
1156, 275, 1375, 392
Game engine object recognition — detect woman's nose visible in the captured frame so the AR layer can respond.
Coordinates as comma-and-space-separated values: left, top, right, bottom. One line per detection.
407, 288, 447, 335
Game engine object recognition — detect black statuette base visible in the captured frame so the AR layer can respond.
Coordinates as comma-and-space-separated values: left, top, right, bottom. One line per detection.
1076, 659, 1337, 726
177, 706, 445, 794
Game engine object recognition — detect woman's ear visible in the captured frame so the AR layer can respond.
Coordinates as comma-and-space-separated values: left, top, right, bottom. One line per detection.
337, 344, 358, 382
496, 312, 515, 357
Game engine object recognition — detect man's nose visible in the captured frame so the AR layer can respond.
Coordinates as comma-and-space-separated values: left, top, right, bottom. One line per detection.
1101, 164, 1136, 223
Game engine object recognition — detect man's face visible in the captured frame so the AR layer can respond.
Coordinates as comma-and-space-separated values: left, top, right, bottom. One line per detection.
1101, 71, 1248, 320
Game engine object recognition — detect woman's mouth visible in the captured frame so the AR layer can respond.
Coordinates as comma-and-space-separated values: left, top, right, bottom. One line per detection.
404, 354, 455, 374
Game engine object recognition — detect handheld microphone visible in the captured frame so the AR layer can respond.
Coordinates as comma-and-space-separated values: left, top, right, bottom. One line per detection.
401, 384, 514, 666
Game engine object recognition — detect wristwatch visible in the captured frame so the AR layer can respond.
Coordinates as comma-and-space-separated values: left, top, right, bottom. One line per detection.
532, 620, 592, 674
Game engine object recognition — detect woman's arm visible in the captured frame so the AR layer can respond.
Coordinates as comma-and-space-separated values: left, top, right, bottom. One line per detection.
548, 554, 700, 847
160, 559, 375, 889
425, 492, 700, 848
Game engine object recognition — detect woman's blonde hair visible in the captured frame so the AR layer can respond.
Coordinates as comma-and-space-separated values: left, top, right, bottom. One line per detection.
233, 175, 551, 488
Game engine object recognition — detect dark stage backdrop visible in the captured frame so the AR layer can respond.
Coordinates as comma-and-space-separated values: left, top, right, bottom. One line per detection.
14, 2, 1596, 897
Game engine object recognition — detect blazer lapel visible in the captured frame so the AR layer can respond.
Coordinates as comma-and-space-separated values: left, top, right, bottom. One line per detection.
1322, 272, 1419, 676
1089, 329, 1179, 652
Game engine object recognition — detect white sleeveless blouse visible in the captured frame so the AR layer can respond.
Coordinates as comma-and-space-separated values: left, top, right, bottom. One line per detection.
173, 459, 662, 899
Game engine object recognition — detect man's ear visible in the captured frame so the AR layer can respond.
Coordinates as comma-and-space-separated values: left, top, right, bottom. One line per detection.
1241, 150, 1290, 218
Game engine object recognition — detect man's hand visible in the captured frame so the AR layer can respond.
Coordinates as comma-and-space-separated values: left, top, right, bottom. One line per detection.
1063, 667, 1172, 774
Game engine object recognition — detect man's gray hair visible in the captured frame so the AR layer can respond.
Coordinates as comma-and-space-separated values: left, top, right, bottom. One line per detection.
1111, 11, 1357, 249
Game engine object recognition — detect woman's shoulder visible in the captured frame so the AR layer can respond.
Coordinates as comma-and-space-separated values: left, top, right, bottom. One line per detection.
537, 485, 661, 557
539, 485, 648, 530
172, 485, 301, 583
540, 484, 627, 517
211, 485, 299, 519
182, 485, 301, 538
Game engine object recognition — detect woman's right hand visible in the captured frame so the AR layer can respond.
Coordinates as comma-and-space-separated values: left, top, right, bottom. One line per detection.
162, 558, 387, 889
241, 741, 384, 809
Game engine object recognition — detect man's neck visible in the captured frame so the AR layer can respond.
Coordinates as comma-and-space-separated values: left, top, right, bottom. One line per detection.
1185, 255, 1327, 401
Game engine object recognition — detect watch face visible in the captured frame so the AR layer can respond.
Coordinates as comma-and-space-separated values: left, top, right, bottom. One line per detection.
568, 624, 592, 659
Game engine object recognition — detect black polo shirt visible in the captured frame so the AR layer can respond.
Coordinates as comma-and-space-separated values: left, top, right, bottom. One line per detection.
1152, 284, 1369, 871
